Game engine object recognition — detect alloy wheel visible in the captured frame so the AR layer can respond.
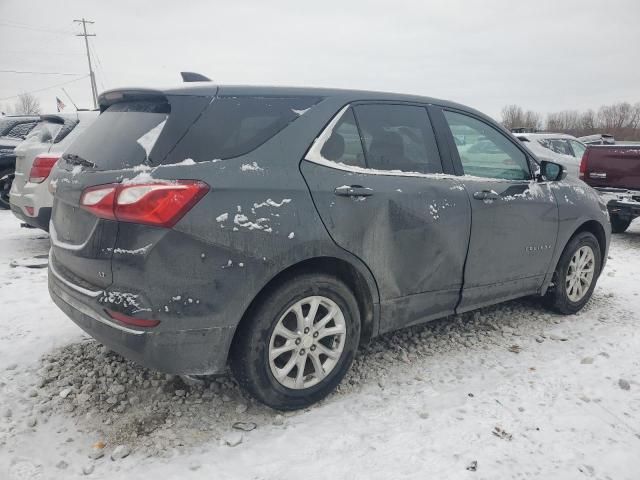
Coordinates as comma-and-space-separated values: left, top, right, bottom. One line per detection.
565, 245, 595, 302
268, 295, 346, 389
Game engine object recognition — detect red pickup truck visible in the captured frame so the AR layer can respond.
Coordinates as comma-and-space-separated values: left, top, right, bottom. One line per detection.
580, 144, 640, 232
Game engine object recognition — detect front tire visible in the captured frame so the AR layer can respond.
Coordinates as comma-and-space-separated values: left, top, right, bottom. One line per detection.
544, 231, 601, 314
230, 273, 361, 410
610, 214, 631, 234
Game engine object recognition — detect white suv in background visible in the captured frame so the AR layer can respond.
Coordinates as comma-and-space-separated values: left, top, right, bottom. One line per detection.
10, 110, 98, 231
515, 133, 587, 178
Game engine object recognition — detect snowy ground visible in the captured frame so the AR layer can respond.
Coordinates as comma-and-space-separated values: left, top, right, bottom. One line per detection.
0, 209, 638, 480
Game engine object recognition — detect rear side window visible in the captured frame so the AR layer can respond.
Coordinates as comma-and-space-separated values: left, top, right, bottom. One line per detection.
353, 104, 442, 174
172, 96, 321, 162
539, 138, 573, 156
569, 140, 586, 158
5, 121, 38, 139
64, 101, 169, 170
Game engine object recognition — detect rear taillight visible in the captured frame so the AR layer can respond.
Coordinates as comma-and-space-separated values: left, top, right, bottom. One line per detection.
579, 149, 589, 180
80, 180, 209, 228
29, 154, 60, 183
105, 309, 160, 328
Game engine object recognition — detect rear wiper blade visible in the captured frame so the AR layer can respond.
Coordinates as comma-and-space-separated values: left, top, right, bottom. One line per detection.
63, 153, 96, 168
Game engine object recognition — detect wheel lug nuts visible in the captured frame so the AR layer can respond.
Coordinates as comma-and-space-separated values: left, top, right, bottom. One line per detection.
310, 345, 316, 351
304, 327, 309, 334
313, 332, 318, 338
299, 349, 305, 355
295, 339, 301, 345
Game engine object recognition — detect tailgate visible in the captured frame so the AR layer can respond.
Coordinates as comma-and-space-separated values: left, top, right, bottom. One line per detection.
584, 146, 640, 190
50, 169, 122, 288
50, 93, 211, 289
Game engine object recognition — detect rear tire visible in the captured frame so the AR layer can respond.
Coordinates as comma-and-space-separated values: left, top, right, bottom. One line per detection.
0, 168, 14, 210
230, 273, 361, 410
610, 214, 631, 234
543, 231, 601, 315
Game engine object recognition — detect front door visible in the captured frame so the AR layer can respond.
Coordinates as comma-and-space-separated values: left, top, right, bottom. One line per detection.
301, 103, 471, 332
439, 108, 559, 311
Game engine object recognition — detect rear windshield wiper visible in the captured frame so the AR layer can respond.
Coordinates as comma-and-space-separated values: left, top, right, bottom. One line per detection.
63, 153, 96, 168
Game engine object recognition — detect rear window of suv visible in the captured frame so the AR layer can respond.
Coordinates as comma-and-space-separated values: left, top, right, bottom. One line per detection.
63, 100, 170, 170
169, 96, 321, 162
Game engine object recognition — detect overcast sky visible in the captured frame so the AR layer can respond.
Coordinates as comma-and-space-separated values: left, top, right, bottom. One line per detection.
1, 0, 638, 120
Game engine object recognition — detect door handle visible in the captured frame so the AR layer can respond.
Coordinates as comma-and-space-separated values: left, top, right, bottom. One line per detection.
473, 190, 500, 201
334, 185, 374, 197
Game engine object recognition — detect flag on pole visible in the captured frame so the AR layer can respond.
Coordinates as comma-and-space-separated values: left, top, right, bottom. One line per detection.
56, 97, 66, 112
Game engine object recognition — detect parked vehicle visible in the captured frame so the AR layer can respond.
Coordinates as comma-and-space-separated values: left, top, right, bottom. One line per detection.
10, 111, 98, 231
515, 133, 587, 178
0, 115, 40, 209
48, 85, 610, 410
580, 144, 640, 233
579, 134, 615, 145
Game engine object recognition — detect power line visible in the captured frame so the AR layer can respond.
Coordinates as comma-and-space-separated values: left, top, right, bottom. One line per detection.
0, 75, 89, 101
0, 21, 74, 36
0, 69, 84, 76
0, 50, 84, 57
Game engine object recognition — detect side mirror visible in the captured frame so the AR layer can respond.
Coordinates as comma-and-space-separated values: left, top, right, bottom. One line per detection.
539, 160, 566, 182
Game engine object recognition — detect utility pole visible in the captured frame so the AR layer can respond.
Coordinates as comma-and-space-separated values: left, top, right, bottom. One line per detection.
74, 18, 98, 109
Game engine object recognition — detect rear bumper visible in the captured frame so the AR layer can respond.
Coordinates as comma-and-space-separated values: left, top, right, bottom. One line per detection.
596, 187, 640, 219
48, 262, 234, 375
10, 203, 51, 231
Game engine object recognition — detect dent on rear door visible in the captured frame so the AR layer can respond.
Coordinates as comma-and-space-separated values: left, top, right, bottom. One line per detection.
301, 161, 471, 331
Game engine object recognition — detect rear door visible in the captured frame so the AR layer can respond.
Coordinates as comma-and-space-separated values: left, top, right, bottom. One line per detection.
437, 108, 558, 311
301, 102, 471, 332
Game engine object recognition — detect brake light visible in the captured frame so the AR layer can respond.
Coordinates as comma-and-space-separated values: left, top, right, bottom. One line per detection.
80, 180, 209, 228
579, 149, 589, 180
29, 154, 60, 183
105, 309, 160, 328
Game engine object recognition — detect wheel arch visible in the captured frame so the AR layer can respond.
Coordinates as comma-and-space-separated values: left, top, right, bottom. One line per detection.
230, 256, 379, 354
541, 218, 608, 295
572, 220, 607, 265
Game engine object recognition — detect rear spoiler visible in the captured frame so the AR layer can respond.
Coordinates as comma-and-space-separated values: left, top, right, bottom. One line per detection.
98, 88, 168, 112
40, 114, 67, 124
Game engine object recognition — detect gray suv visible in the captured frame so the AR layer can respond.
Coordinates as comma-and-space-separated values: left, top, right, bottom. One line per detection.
48, 85, 610, 409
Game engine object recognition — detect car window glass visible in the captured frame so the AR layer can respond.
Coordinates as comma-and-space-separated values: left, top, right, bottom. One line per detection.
443, 110, 530, 180
305, 107, 366, 168
569, 140, 586, 158
5, 122, 37, 139
353, 104, 442, 174
174, 96, 322, 162
540, 138, 573, 156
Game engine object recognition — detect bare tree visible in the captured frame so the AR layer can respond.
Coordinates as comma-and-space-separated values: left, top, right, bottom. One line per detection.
13, 93, 41, 115
501, 104, 524, 130
523, 110, 542, 131
501, 105, 541, 130
504, 102, 640, 140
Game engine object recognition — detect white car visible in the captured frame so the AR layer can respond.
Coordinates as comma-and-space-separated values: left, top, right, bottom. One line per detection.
10, 111, 98, 231
515, 133, 587, 178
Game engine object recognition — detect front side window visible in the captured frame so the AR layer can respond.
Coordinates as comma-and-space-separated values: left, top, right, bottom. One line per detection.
353, 104, 442, 174
444, 110, 530, 180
